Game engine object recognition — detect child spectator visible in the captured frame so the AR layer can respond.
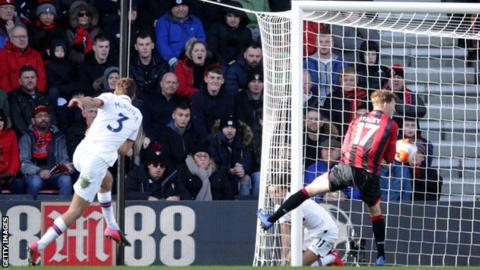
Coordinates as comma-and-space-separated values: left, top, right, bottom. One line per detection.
175, 38, 220, 99
46, 39, 79, 100
207, 1, 252, 65
93, 66, 119, 94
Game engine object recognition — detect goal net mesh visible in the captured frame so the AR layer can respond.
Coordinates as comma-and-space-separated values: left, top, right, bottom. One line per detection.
253, 5, 480, 267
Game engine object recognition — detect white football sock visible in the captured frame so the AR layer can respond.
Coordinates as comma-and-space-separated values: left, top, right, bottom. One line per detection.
98, 192, 119, 230
37, 217, 67, 251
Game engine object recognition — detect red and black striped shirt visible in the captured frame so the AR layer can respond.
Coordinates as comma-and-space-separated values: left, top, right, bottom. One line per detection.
341, 110, 398, 175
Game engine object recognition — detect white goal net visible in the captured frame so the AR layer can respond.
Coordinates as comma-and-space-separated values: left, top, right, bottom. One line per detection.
253, 1, 480, 267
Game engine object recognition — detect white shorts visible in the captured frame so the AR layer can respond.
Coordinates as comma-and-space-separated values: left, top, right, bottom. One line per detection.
73, 146, 109, 203
304, 230, 337, 257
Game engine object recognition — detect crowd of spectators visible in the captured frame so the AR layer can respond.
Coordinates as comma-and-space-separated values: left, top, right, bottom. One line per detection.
0, 0, 442, 202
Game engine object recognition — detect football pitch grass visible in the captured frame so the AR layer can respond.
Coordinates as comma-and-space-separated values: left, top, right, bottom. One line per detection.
8, 266, 480, 269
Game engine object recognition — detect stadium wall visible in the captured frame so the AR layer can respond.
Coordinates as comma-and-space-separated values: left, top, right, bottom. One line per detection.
0, 200, 478, 266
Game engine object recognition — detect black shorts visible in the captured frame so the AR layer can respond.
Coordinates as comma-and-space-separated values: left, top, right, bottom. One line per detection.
328, 163, 381, 207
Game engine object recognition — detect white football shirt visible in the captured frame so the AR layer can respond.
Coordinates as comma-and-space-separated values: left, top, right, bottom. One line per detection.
77, 93, 142, 166
280, 197, 338, 237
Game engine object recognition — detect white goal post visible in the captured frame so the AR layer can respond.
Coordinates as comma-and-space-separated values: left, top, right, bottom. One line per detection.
254, 1, 480, 267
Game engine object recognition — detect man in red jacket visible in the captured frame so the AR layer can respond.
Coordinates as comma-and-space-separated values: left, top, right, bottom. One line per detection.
0, 25, 46, 93
258, 90, 399, 266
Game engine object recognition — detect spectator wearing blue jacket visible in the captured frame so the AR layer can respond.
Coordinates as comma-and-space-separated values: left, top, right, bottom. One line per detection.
155, 0, 206, 69
304, 139, 360, 202
303, 27, 347, 107
224, 42, 262, 96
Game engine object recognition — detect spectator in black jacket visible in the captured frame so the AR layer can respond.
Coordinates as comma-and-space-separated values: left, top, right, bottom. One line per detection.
29, 3, 64, 60
410, 143, 442, 201
9, 65, 51, 135
142, 72, 183, 144
235, 68, 263, 133
46, 39, 80, 100
130, 31, 169, 99
224, 43, 262, 95
208, 115, 253, 196
158, 101, 196, 169
191, 66, 234, 140
125, 144, 181, 201
356, 40, 389, 93
385, 64, 427, 135
176, 141, 234, 200
78, 33, 118, 96
207, 1, 252, 65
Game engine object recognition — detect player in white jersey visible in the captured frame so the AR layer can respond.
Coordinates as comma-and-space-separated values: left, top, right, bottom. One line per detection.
28, 78, 142, 266
267, 185, 344, 266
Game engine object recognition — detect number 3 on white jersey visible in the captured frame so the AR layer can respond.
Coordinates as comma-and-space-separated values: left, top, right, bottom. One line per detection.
352, 122, 379, 146
107, 113, 129, 133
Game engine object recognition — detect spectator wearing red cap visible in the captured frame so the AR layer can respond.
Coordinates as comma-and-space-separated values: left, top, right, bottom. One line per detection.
385, 64, 426, 136
155, 0, 206, 69
18, 104, 73, 200
8, 64, 51, 135
0, 25, 47, 93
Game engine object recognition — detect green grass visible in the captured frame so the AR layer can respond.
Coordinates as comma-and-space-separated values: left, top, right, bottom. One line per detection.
7, 267, 480, 270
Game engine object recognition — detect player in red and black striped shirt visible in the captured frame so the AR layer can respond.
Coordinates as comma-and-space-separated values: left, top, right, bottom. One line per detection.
258, 90, 399, 266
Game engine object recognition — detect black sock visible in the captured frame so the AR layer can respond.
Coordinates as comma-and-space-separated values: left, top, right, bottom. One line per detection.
371, 215, 385, 258
268, 189, 309, 223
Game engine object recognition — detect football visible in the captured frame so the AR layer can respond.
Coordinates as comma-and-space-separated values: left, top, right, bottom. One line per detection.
395, 139, 417, 163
